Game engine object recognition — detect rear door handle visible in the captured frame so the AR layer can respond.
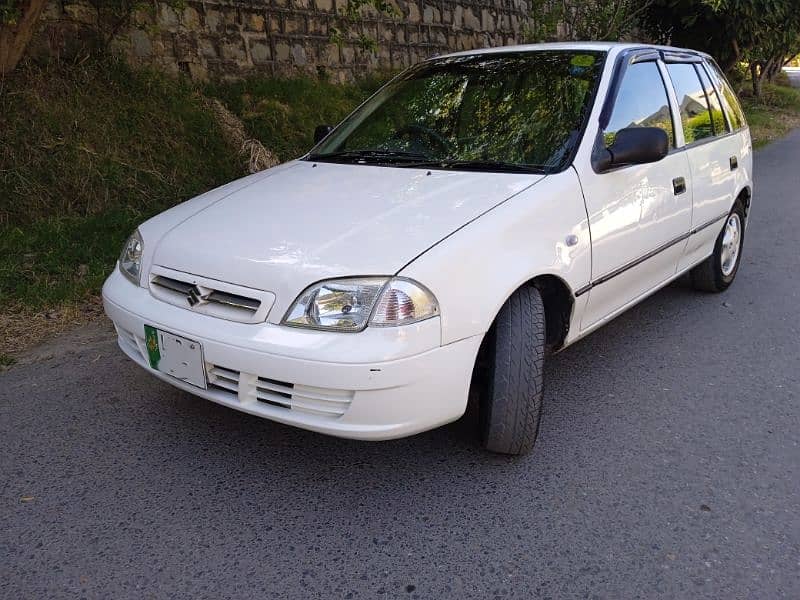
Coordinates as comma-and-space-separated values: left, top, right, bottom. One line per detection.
730, 156, 738, 170
673, 176, 686, 195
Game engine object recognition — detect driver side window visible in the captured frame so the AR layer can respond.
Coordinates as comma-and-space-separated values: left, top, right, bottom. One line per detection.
606, 62, 675, 148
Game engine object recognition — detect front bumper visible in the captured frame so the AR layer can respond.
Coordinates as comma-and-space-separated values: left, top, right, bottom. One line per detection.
102, 268, 482, 440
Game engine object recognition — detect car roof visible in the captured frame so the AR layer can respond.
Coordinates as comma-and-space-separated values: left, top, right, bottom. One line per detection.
433, 42, 709, 60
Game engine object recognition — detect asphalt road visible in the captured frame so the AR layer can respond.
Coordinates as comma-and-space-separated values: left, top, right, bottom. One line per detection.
785, 67, 800, 88
3, 132, 800, 599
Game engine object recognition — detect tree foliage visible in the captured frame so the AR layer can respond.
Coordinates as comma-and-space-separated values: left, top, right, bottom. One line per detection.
642, 0, 800, 95
526, 0, 653, 42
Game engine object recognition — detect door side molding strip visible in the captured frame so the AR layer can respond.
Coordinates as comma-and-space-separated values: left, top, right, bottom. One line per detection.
575, 212, 728, 297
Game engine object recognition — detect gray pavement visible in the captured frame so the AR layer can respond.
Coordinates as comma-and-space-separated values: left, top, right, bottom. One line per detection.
785, 67, 800, 88
2, 131, 800, 599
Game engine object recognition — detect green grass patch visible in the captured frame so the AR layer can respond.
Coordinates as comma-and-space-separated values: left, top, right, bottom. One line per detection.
0, 208, 148, 309
0, 59, 246, 312
0, 353, 16, 367
0, 60, 386, 317
740, 82, 800, 148
0, 59, 244, 225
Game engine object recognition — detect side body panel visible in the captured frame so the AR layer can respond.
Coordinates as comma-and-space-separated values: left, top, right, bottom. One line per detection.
400, 170, 591, 345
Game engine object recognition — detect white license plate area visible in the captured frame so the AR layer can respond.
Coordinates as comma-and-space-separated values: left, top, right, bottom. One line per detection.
144, 325, 207, 389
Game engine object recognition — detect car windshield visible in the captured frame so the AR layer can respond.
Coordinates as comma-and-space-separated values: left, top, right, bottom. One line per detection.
308, 50, 606, 173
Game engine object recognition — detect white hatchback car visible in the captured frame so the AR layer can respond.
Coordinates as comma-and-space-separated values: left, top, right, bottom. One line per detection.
104, 42, 752, 455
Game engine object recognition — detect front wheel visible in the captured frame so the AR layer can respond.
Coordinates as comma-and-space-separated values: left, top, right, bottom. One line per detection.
480, 286, 546, 455
690, 200, 746, 292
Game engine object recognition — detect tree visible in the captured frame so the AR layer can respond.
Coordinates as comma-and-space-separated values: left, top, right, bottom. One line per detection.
526, 0, 653, 43
643, 0, 800, 96
0, 0, 47, 74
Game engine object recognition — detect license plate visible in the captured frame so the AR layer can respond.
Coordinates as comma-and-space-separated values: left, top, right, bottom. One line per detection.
144, 325, 207, 389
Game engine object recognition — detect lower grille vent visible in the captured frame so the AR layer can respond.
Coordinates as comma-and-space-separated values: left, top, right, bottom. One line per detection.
205, 363, 353, 419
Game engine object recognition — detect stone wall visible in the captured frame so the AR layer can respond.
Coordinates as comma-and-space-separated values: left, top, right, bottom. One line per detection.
36, 0, 532, 81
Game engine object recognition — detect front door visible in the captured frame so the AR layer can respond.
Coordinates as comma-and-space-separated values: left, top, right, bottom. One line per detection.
575, 58, 693, 329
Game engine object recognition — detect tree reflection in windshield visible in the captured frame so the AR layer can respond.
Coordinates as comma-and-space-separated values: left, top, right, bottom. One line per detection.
310, 51, 606, 172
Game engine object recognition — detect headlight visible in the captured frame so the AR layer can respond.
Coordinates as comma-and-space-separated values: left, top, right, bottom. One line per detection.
283, 277, 438, 332
119, 230, 143, 285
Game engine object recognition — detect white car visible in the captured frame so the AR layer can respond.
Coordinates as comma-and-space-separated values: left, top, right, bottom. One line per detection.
103, 42, 752, 455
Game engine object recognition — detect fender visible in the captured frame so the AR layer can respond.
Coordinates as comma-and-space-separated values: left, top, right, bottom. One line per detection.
400, 170, 591, 345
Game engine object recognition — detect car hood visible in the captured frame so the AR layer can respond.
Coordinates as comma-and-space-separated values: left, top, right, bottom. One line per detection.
150, 160, 543, 319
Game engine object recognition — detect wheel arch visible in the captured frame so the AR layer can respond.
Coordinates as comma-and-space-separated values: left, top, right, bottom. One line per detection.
736, 185, 752, 220
486, 273, 575, 352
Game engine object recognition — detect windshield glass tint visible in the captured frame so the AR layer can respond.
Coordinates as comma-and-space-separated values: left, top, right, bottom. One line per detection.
310, 51, 606, 172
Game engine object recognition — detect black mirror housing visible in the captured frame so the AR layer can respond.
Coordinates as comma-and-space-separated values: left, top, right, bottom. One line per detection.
314, 124, 334, 144
593, 127, 669, 172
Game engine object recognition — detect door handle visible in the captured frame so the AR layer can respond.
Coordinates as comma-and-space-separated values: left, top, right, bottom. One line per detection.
673, 177, 686, 195
730, 156, 738, 170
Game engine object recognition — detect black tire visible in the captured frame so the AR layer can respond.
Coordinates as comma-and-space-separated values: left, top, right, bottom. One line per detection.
480, 285, 546, 455
690, 200, 746, 293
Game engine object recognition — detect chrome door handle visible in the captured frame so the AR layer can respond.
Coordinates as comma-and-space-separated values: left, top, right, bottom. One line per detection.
673, 177, 686, 195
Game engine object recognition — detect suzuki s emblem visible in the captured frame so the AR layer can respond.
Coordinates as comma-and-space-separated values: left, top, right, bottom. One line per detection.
187, 285, 208, 307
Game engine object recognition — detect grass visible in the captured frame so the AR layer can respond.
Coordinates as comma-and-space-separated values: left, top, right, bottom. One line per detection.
0, 59, 244, 225
0, 58, 246, 336
740, 81, 800, 148
0, 59, 382, 358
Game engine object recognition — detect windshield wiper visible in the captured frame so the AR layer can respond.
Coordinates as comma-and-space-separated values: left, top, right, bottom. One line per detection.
307, 149, 430, 163
395, 159, 547, 174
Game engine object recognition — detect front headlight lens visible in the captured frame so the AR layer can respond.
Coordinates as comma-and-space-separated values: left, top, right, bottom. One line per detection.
119, 230, 143, 285
284, 277, 386, 332
283, 277, 438, 332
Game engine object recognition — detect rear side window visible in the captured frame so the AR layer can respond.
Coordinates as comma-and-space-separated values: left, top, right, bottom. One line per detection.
666, 63, 714, 143
605, 61, 674, 147
704, 61, 747, 130
696, 65, 728, 135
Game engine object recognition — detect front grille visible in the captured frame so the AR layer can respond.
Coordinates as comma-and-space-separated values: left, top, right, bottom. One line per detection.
207, 363, 354, 419
148, 267, 274, 324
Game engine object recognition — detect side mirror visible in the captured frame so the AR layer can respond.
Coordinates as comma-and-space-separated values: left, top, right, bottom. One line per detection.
314, 124, 334, 144
593, 127, 669, 172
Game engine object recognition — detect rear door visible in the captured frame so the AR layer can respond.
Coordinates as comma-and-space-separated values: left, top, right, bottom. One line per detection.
576, 55, 693, 330
662, 57, 750, 271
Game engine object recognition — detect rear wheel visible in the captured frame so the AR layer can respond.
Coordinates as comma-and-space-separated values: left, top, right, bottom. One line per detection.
690, 200, 746, 292
480, 286, 546, 455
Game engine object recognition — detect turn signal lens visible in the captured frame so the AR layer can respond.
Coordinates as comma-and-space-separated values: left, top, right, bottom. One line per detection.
370, 278, 439, 327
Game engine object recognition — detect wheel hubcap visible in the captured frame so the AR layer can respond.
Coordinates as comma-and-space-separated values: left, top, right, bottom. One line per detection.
720, 214, 741, 277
